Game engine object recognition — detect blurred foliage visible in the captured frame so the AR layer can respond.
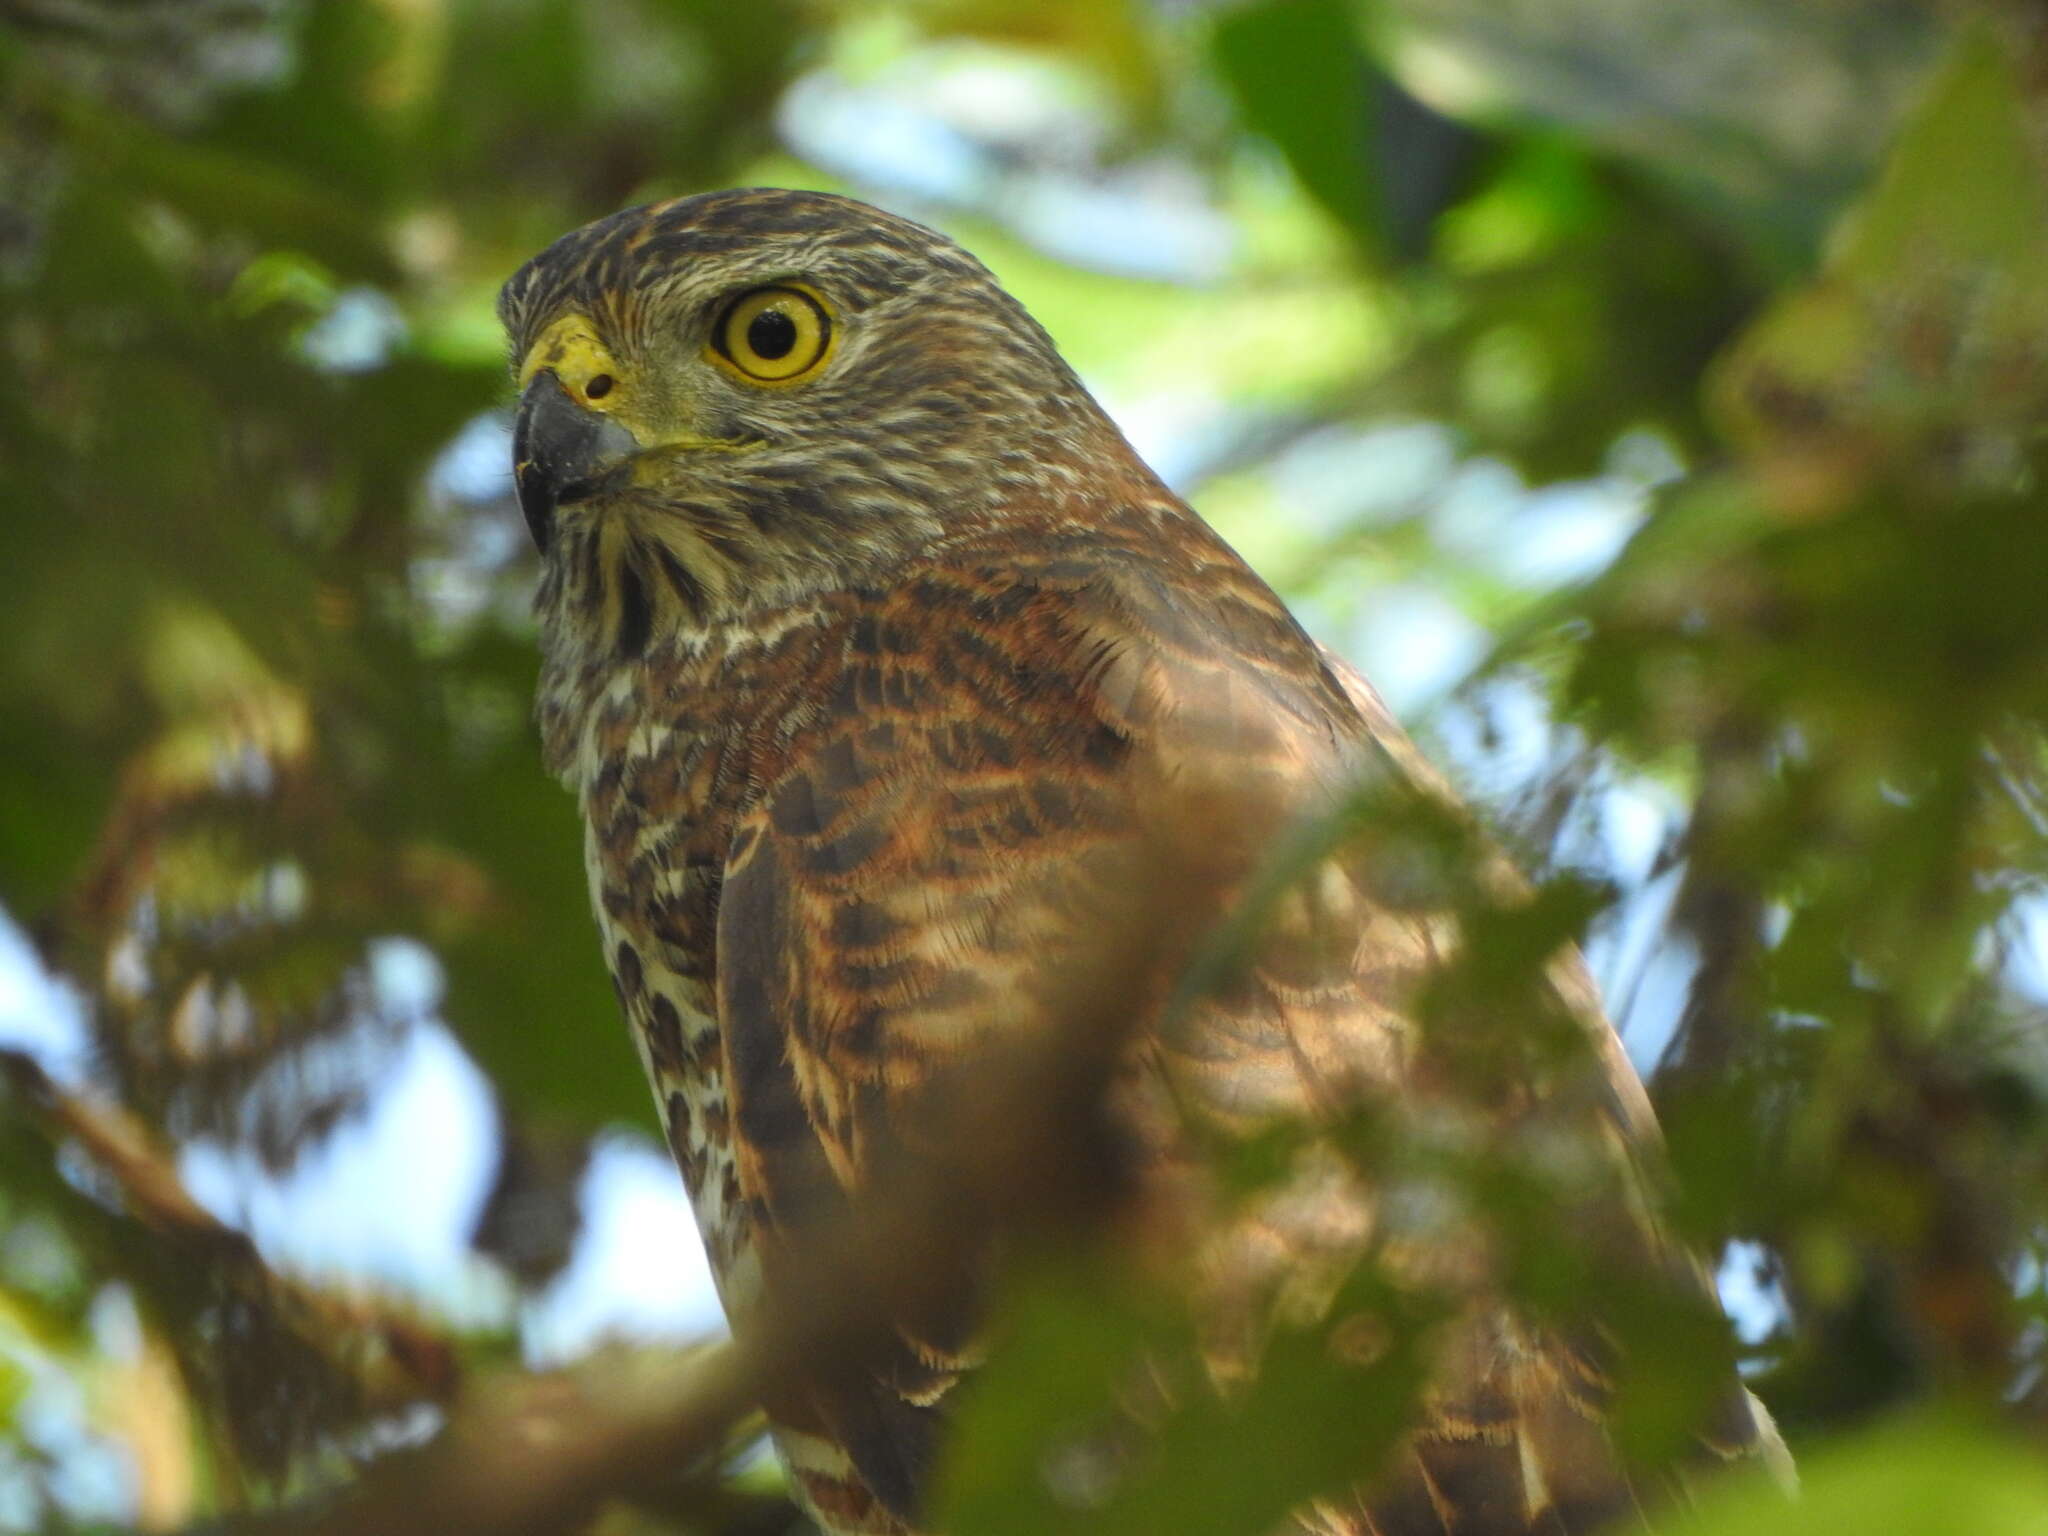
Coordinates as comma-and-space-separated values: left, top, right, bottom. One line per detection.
3, 0, 2048, 1531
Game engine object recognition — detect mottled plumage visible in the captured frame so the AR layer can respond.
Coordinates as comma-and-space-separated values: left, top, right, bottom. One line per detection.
499, 188, 1787, 1534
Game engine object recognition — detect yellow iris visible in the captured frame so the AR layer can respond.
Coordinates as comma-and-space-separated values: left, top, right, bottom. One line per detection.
713, 286, 832, 383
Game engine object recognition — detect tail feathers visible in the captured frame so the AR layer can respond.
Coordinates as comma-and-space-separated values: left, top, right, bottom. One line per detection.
1300, 1318, 1789, 1535
1304, 1392, 1640, 1533
773, 1358, 1786, 1536
776, 1422, 925, 1536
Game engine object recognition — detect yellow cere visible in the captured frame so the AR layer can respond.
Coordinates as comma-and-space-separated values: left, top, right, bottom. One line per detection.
517, 313, 625, 407
712, 285, 833, 384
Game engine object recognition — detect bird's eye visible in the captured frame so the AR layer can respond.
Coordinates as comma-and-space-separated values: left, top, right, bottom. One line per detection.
712, 286, 832, 383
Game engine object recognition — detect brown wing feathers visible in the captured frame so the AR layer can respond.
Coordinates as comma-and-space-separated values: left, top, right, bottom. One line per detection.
711, 521, 1772, 1532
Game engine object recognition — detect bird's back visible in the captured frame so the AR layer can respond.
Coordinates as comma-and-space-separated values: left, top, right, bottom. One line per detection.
1002, 512, 1785, 1534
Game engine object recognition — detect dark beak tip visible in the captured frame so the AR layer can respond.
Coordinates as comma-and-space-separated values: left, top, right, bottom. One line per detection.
512, 457, 555, 555
510, 373, 566, 554
511, 371, 636, 556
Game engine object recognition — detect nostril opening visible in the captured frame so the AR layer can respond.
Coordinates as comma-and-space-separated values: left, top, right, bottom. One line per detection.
585, 374, 614, 401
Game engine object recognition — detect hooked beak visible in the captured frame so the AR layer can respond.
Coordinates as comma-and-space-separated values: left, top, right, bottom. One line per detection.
512, 371, 641, 554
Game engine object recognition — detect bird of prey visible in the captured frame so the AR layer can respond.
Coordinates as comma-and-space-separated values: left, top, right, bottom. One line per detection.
498, 188, 1788, 1535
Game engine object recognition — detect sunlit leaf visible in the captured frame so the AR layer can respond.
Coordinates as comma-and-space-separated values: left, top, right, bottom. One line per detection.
1714, 23, 2048, 493
1661, 1412, 2048, 1536
1213, 0, 1380, 252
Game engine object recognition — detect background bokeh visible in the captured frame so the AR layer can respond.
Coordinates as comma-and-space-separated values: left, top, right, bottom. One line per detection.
4, 1, 2048, 1531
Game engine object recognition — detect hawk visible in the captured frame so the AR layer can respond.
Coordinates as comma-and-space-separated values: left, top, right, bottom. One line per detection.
498, 188, 1788, 1535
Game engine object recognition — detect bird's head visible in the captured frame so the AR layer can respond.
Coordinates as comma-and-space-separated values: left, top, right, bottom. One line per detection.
499, 188, 1127, 654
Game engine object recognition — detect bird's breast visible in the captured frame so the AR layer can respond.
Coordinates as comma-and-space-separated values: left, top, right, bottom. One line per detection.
559, 605, 854, 1308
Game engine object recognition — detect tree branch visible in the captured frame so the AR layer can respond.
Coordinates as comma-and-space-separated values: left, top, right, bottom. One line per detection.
0, 1047, 458, 1416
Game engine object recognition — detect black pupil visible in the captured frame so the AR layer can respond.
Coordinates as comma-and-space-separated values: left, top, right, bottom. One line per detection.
747, 305, 799, 360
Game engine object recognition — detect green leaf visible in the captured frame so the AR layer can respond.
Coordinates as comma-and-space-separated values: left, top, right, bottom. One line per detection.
1664, 1411, 2048, 1536
936, 1266, 1157, 1536
939, 1258, 1439, 1536
0, 1353, 25, 1431
1212, 0, 1380, 251
1713, 22, 2048, 476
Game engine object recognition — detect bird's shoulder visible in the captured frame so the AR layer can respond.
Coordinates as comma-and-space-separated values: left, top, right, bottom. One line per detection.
885, 505, 1374, 765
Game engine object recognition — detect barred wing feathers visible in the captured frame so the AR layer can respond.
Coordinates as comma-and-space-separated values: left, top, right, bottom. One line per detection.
714, 513, 1782, 1534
